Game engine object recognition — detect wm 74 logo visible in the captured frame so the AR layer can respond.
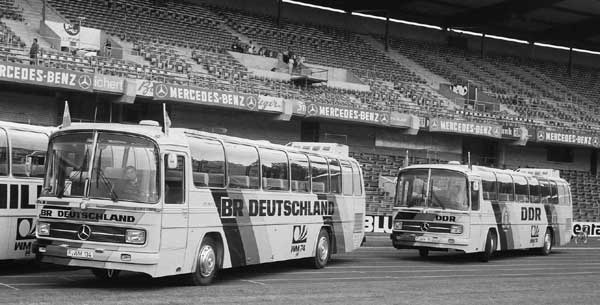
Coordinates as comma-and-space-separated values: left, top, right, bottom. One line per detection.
291, 225, 308, 256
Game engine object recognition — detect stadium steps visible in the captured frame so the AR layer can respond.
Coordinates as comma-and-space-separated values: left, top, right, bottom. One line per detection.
111, 36, 162, 69
5, 0, 62, 50
22, 0, 66, 23
359, 34, 449, 90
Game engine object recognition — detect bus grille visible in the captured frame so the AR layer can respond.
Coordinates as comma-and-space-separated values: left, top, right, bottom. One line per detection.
48, 222, 126, 243
401, 221, 452, 234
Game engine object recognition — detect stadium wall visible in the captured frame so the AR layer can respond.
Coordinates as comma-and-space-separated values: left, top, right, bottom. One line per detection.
503, 144, 592, 172
0, 91, 57, 125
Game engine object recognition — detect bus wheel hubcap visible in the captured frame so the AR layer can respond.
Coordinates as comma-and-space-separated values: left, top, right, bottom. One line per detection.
318, 237, 329, 262
199, 245, 216, 277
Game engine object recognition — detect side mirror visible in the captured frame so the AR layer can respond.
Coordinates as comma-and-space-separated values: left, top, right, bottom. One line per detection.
167, 154, 178, 169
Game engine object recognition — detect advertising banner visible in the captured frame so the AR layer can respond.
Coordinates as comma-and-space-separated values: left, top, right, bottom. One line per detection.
572, 222, 600, 237
305, 103, 390, 126
93, 74, 124, 94
428, 118, 501, 138
0, 61, 93, 92
535, 130, 600, 148
153, 83, 259, 112
257, 95, 284, 113
44, 21, 102, 50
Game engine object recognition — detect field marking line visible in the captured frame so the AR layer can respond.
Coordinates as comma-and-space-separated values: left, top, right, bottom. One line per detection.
241, 279, 267, 286
0, 282, 19, 291
359, 246, 600, 250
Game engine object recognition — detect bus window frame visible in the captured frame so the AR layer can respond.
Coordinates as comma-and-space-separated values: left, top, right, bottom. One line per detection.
340, 160, 353, 196
327, 158, 342, 195
308, 154, 329, 194
288, 151, 311, 193
224, 142, 261, 190
350, 161, 363, 196
549, 181, 559, 204
259, 147, 290, 192
187, 136, 227, 189
496, 173, 514, 202
164, 153, 186, 205
512, 175, 530, 203
480, 171, 498, 202
9, 128, 48, 179
526, 176, 541, 204
0, 127, 8, 177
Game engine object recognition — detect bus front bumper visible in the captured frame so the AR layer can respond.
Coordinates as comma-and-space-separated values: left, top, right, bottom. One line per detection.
391, 232, 470, 250
37, 243, 159, 275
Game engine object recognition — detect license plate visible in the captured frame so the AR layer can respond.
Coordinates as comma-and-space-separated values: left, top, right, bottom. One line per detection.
67, 248, 94, 259
415, 236, 432, 242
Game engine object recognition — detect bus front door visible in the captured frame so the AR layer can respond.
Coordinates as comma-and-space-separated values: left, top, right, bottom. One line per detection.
161, 153, 189, 266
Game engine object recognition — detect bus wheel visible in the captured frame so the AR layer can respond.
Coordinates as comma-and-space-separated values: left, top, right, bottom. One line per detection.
313, 228, 331, 269
479, 230, 496, 262
91, 268, 120, 281
419, 249, 429, 258
538, 230, 553, 256
189, 237, 219, 286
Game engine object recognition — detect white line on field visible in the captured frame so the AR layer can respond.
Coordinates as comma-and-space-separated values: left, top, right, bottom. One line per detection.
359, 246, 600, 250
0, 282, 19, 291
241, 279, 267, 286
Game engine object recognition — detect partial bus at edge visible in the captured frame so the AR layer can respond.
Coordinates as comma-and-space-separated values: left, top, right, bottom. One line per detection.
390, 164, 572, 261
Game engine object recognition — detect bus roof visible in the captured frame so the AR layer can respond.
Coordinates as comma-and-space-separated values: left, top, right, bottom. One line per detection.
54, 122, 359, 162
0, 120, 55, 135
401, 164, 568, 184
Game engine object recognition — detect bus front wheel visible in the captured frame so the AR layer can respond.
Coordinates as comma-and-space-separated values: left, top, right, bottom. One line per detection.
189, 236, 219, 286
312, 228, 331, 269
479, 230, 496, 262
538, 229, 553, 256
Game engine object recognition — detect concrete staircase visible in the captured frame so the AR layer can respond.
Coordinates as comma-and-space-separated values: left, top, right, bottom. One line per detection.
360, 34, 449, 90
4, 0, 67, 50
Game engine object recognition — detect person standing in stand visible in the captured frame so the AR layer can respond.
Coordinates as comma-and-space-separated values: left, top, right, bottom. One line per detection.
29, 38, 39, 65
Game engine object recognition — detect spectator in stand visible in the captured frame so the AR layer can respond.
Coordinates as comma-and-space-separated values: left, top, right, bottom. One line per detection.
258, 46, 266, 56
104, 39, 112, 57
288, 56, 294, 74
247, 41, 256, 54
29, 38, 39, 65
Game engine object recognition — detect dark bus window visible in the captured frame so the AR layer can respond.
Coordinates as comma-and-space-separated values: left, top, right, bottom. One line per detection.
482, 177, 497, 201
351, 161, 363, 196
471, 181, 480, 211
164, 155, 185, 204
289, 152, 310, 193
188, 137, 225, 188
0, 129, 7, 176
341, 160, 353, 196
496, 174, 514, 202
539, 179, 551, 204
309, 156, 329, 193
513, 175, 529, 203
260, 149, 289, 191
550, 181, 559, 204
11, 130, 48, 177
328, 159, 341, 194
527, 177, 541, 203
225, 143, 260, 189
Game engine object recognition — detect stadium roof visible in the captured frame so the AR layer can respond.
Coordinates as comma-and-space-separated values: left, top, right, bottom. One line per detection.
293, 0, 600, 51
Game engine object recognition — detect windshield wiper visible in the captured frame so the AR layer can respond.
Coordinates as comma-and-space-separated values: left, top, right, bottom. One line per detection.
95, 168, 118, 202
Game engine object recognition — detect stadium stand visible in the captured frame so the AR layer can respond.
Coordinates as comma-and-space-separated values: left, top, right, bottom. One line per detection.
0, 0, 597, 220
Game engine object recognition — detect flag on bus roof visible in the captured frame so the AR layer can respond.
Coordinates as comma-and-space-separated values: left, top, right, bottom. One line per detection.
162, 103, 171, 135
62, 101, 71, 128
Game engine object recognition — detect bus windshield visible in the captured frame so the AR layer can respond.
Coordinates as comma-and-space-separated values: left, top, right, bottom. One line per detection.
395, 169, 469, 211
43, 132, 160, 204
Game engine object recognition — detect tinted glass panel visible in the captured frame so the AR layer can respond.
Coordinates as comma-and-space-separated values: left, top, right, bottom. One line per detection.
341, 160, 353, 196
329, 159, 341, 194
226, 143, 259, 189
260, 149, 289, 191
11, 130, 48, 177
289, 152, 310, 193
309, 156, 329, 193
189, 138, 226, 188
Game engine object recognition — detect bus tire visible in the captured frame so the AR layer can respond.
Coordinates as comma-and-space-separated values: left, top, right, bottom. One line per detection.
419, 249, 429, 258
313, 228, 331, 269
91, 268, 120, 281
538, 229, 553, 256
189, 236, 219, 286
479, 230, 496, 262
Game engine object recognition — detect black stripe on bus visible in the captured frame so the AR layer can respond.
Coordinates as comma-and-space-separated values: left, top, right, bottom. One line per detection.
10, 184, 18, 209
491, 202, 508, 251
211, 189, 247, 267
21, 185, 35, 209
317, 193, 344, 254
0, 184, 6, 209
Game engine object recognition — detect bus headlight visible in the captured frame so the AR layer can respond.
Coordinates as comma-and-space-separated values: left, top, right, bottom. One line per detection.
393, 220, 403, 230
450, 225, 463, 234
125, 229, 146, 244
37, 222, 50, 236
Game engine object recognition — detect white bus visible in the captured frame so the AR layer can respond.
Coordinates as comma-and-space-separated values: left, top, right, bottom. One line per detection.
36, 122, 365, 285
391, 164, 572, 261
0, 121, 52, 260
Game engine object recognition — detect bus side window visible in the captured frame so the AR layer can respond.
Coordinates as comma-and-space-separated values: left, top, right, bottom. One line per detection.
496, 174, 514, 202
165, 155, 185, 204
289, 152, 310, 193
482, 178, 497, 201
11, 130, 48, 177
471, 180, 480, 211
527, 177, 541, 203
550, 181, 559, 204
513, 176, 529, 203
328, 159, 341, 194
260, 148, 289, 191
350, 161, 363, 196
225, 143, 260, 189
340, 161, 353, 196
188, 137, 226, 188
539, 180, 551, 204
309, 156, 329, 194
0, 128, 7, 176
